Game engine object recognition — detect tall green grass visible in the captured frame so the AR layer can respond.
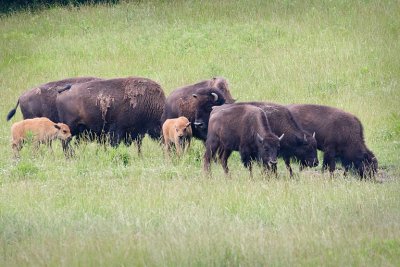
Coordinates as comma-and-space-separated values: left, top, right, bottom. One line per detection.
1, 0, 399, 266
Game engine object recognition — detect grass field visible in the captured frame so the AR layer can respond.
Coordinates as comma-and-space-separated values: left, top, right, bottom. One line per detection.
1, 0, 400, 266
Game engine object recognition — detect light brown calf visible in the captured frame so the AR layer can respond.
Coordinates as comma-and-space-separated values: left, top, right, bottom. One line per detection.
162, 116, 192, 155
11, 117, 71, 158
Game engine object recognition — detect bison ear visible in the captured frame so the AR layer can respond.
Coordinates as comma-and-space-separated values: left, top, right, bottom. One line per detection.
312, 132, 316, 138
192, 94, 198, 98
54, 124, 61, 130
304, 134, 307, 142
256, 133, 264, 143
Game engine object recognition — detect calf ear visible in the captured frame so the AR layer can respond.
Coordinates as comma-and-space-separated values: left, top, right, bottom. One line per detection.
54, 124, 61, 130
186, 122, 191, 127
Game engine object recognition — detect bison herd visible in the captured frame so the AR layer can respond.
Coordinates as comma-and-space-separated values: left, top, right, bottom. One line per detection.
7, 76, 378, 178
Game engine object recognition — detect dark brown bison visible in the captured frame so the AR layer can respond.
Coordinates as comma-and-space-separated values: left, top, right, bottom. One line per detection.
6, 77, 101, 122
287, 104, 378, 178
161, 77, 235, 140
204, 104, 283, 177
234, 102, 319, 176
56, 77, 166, 154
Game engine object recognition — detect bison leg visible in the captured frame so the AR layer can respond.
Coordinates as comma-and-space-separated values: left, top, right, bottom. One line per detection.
284, 157, 293, 177
220, 149, 232, 175
135, 134, 144, 156
241, 155, 253, 178
322, 150, 336, 176
204, 137, 219, 173
62, 138, 74, 158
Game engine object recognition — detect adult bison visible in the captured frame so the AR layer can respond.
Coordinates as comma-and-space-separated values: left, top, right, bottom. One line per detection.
161, 77, 235, 140
234, 102, 319, 176
204, 104, 283, 177
6, 77, 101, 122
56, 77, 166, 154
287, 104, 378, 178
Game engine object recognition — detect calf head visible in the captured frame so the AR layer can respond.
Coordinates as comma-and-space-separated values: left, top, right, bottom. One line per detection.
174, 119, 192, 145
192, 88, 226, 139
294, 132, 319, 168
256, 133, 284, 166
54, 123, 72, 141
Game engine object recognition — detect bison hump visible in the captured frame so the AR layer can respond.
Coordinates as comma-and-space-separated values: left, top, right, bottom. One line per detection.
123, 78, 162, 108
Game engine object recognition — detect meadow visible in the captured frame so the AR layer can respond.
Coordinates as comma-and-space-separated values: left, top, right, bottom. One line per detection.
1, 0, 399, 266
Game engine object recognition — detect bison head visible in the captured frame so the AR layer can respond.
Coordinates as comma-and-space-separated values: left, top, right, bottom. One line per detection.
192, 88, 226, 140
294, 132, 319, 168
256, 132, 283, 169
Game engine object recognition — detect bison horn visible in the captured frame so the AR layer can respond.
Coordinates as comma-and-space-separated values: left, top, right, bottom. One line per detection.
192, 94, 198, 98
312, 132, 316, 138
211, 92, 218, 102
256, 133, 263, 143
304, 133, 307, 142
278, 133, 285, 141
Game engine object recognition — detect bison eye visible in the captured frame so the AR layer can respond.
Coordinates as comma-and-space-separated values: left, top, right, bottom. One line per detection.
63, 130, 67, 133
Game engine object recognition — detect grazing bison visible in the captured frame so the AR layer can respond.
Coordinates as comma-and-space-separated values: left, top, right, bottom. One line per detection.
6, 77, 101, 122
235, 102, 319, 176
11, 117, 71, 158
204, 104, 283, 177
162, 116, 192, 156
287, 104, 378, 178
161, 77, 235, 140
56, 77, 166, 154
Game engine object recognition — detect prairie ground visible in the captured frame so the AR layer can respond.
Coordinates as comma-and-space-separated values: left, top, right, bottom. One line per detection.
1, 0, 399, 266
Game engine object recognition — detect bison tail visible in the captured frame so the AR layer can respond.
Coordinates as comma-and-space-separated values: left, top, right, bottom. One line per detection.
57, 84, 72, 93
6, 100, 19, 121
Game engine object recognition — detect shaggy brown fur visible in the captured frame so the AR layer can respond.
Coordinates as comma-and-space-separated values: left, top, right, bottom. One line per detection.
204, 104, 282, 177
287, 104, 378, 178
161, 77, 235, 140
56, 77, 166, 154
7, 77, 102, 122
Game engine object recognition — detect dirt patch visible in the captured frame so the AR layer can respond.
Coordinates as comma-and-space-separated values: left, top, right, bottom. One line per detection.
124, 79, 148, 108
96, 93, 114, 122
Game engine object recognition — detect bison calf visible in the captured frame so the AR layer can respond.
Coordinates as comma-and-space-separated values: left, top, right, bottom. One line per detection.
162, 117, 192, 155
11, 117, 71, 158
204, 104, 283, 177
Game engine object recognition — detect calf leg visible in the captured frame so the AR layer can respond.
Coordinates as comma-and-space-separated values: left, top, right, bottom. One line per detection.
12, 142, 21, 159
174, 139, 182, 156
